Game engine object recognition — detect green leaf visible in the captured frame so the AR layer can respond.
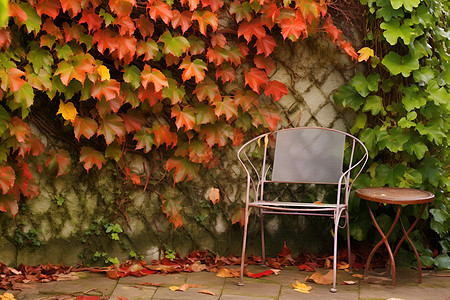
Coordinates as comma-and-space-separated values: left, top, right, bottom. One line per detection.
159, 31, 190, 57
380, 18, 415, 45
376, 0, 404, 21
333, 85, 365, 110
27, 42, 54, 73
350, 73, 371, 97
362, 95, 386, 116
404, 140, 428, 159
18, 2, 41, 34
377, 127, 409, 152
413, 66, 435, 84
166, 156, 199, 183
419, 155, 441, 187
133, 127, 155, 153
390, 0, 420, 12
12, 82, 34, 117
105, 142, 122, 162
415, 121, 446, 145
0, 0, 8, 28
350, 113, 367, 134
434, 254, 450, 270
402, 85, 426, 111
360, 127, 379, 158
382, 51, 419, 77
162, 78, 186, 105
367, 73, 381, 91
123, 65, 141, 89
99, 8, 115, 26
0, 105, 10, 136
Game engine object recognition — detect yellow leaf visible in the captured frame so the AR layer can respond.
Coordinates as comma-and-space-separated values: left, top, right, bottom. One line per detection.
57, 100, 77, 122
169, 286, 179, 291
357, 47, 374, 62
292, 281, 312, 294
98, 65, 110, 81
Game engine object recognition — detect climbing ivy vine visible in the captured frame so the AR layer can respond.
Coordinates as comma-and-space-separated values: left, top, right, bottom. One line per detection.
334, 0, 449, 268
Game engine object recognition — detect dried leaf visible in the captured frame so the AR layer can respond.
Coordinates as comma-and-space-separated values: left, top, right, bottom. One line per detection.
138, 282, 163, 286
198, 289, 215, 295
352, 274, 364, 279
305, 270, 333, 285
208, 187, 220, 204
342, 280, 357, 285
216, 268, 240, 278
291, 280, 312, 294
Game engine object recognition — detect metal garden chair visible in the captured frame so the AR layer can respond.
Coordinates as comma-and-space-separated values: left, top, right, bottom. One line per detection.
237, 127, 368, 292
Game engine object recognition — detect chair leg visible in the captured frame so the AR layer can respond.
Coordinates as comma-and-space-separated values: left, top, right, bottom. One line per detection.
239, 205, 250, 286
330, 211, 340, 293
346, 209, 353, 274
260, 210, 267, 267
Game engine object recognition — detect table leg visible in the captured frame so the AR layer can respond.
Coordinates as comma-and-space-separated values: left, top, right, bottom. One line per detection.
365, 203, 402, 285
392, 204, 427, 284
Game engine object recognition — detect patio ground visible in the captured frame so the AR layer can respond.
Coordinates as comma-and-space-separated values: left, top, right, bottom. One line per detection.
8, 266, 450, 300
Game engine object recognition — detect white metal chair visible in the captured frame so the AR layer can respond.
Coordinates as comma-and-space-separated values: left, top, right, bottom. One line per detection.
237, 127, 368, 292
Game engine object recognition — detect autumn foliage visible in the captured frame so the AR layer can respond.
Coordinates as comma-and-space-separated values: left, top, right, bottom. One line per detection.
0, 0, 357, 226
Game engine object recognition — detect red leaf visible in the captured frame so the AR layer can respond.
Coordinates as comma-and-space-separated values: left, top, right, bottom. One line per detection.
234, 90, 257, 112
265, 80, 288, 101
76, 296, 101, 300
171, 10, 192, 33
9, 3, 28, 23
261, 3, 280, 23
253, 54, 274, 74
187, 140, 213, 163
0, 29, 12, 50
213, 96, 238, 121
141, 65, 169, 92
228, 45, 245, 66
230, 0, 253, 23
80, 146, 106, 172
116, 35, 137, 61
255, 35, 276, 57
161, 194, 183, 228
136, 15, 154, 38
250, 105, 281, 131
73, 116, 98, 141
211, 33, 226, 48
246, 269, 274, 278
7, 68, 25, 92
114, 16, 136, 36
231, 206, 245, 226
35, 0, 61, 19
280, 14, 307, 41
194, 79, 220, 102
201, 0, 224, 11
93, 29, 119, 54
153, 124, 177, 148
45, 149, 71, 177
339, 40, 358, 60
244, 68, 268, 94
215, 63, 236, 83
122, 110, 145, 134
0, 165, 15, 194
323, 17, 342, 43
299, 264, 315, 272
138, 85, 162, 106
97, 114, 126, 145
91, 79, 121, 101
78, 9, 103, 33
166, 157, 199, 184
109, 0, 135, 18
238, 19, 266, 43
148, 0, 173, 25
9, 117, 31, 144
60, 0, 82, 16
206, 46, 228, 66
192, 10, 218, 36
180, 0, 200, 11
31, 136, 45, 156
180, 57, 207, 83
199, 122, 233, 147
171, 105, 196, 131
232, 128, 244, 146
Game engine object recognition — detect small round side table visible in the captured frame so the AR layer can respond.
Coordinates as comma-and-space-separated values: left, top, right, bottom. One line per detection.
355, 187, 435, 285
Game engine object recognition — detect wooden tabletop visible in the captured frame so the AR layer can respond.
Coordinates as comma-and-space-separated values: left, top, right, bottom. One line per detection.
355, 187, 435, 205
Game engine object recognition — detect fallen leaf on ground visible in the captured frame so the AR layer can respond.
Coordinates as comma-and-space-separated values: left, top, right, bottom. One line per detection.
298, 264, 315, 272
138, 282, 163, 286
352, 274, 364, 279
198, 289, 216, 295
292, 280, 312, 293
305, 270, 333, 285
216, 268, 240, 278
338, 263, 349, 270
245, 269, 274, 278
342, 280, 357, 285
169, 283, 202, 291
117, 297, 129, 300
54, 273, 80, 281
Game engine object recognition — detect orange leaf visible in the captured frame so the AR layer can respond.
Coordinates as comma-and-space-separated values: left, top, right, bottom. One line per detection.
238, 19, 266, 43
280, 14, 307, 41
78, 9, 103, 33
171, 10, 192, 33
45, 149, 71, 177
148, 0, 173, 25
216, 268, 240, 278
35, 0, 61, 19
140, 65, 169, 92
209, 187, 220, 204
161, 194, 183, 228
0, 165, 16, 194
255, 35, 276, 57
198, 290, 216, 296
180, 57, 207, 83
265, 80, 288, 101
244, 68, 268, 94
192, 10, 218, 36
171, 104, 196, 131
79, 146, 106, 172
166, 156, 199, 183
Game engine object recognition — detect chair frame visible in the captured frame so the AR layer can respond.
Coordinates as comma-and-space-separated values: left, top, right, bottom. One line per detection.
237, 127, 368, 292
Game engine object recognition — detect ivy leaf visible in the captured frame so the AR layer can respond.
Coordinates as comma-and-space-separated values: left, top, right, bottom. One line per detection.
230, 1, 253, 22
7, 68, 25, 92
159, 31, 190, 57
195, 103, 217, 124
382, 52, 419, 77
216, 63, 236, 83
265, 80, 288, 101
255, 35, 276, 57
376, 0, 404, 21
187, 36, 206, 55
362, 95, 386, 116
404, 140, 428, 159
78, 9, 103, 33
213, 96, 238, 121
171, 105, 196, 131
79, 146, 106, 172
153, 124, 178, 149
249, 105, 281, 131
402, 85, 426, 111
206, 46, 228, 66
378, 127, 409, 152
192, 10, 218, 36
0, 165, 15, 194
200, 122, 233, 147
162, 78, 186, 104
8, 117, 31, 144
17, 2, 41, 33
57, 100, 77, 122
59, 0, 81, 16
390, 0, 420, 12
105, 141, 122, 162
123, 65, 141, 89
133, 127, 155, 153
202, 0, 224, 11
244, 68, 268, 94
136, 15, 154, 38
97, 114, 126, 145
171, 10, 192, 33
180, 57, 207, 83
194, 79, 220, 102
121, 110, 145, 133
91, 79, 121, 101
161, 193, 183, 228
359, 127, 379, 158
109, 0, 135, 18
357, 47, 374, 62
136, 39, 159, 62
334, 85, 365, 110
323, 17, 342, 43
415, 121, 446, 145
238, 19, 266, 42
380, 19, 415, 45
166, 156, 199, 183
27, 42, 54, 73
73, 116, 98, 140
148, 0, 173, 25
13, 82, 34, 110
234, 89, 258, 112
186, 139, 213, 163
140, 65, 169, 92
45, 149, 71, 177
228, 45, 245, 66
280, 14, 307, 41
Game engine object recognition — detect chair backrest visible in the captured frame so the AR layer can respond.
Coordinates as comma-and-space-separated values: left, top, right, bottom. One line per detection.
271, 128, 346, 184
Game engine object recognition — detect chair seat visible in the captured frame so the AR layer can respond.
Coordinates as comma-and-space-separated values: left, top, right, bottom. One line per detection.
249, 201, 342, 210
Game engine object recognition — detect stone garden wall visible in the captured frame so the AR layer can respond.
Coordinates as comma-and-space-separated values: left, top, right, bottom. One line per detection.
0, 35, 362, 267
